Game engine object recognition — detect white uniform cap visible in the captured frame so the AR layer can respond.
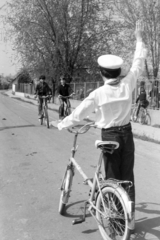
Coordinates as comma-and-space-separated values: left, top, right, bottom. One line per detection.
97, 54, 123, 69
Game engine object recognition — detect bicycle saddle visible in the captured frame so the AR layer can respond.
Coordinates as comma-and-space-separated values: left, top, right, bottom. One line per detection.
95, 140, 119, 154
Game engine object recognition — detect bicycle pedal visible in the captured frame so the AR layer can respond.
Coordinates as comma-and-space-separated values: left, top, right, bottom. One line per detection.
72, 218, 84, 225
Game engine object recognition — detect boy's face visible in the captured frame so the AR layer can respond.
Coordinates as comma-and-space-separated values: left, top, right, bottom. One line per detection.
60, 78, 65, 85
40, 78, 44, 83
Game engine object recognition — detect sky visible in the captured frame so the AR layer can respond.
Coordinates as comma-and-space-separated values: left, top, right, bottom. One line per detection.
0, 0, 21, 76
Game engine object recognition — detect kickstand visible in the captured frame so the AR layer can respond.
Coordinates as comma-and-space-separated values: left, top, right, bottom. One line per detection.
72, 201, 88, 225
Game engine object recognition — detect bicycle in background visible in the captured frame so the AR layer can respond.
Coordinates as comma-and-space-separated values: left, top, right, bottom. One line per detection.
35, 95, 50, 128
131, 103, 151, 125
58, 93, 74, 120
58, 122, 134, 240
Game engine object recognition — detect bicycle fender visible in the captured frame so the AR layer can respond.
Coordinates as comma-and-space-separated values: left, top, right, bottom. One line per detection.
62, 169, 73, 204
99, 180, 133, 229
62, 190, 71, 204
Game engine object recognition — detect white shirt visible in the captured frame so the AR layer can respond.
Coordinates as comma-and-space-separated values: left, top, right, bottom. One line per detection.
58, 41, 147, 130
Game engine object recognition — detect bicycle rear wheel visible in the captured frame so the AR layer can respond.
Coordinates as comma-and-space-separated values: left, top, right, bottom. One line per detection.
96, 185, 130, 240
59, 169, 73, 215
44, 107, 49, 128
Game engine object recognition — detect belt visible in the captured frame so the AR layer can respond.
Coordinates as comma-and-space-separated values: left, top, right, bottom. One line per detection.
102, 122, 131, 131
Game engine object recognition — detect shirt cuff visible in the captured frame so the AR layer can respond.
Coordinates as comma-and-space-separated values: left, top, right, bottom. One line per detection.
58, 122, 63, 130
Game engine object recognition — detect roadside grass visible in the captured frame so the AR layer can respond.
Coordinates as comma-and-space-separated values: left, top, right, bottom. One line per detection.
133, 133, 160, 144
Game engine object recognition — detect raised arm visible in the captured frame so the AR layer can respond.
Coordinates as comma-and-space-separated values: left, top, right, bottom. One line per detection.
135, 20, 144, 42
129, 21, 147, 89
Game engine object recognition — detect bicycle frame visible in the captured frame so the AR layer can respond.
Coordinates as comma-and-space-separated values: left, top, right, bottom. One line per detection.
60, 123, 133, 225
60, 124, 100, 190
59, 122, 135, 240
63, 138, 106, 223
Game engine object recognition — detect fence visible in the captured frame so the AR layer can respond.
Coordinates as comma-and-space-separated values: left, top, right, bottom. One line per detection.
70, 81, 103, 99
16, 82, 103, 99
16, 83, 35, 95
16, 81, 160, 110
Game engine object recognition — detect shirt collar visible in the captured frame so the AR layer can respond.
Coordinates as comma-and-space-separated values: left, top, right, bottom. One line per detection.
104, 78, 120, 85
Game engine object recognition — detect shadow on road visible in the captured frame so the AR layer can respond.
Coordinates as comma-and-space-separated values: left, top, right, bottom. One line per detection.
64, 200, 91, 218
64, 200, 99, 235
133, 202, 160, 240
0, 124, 35, 131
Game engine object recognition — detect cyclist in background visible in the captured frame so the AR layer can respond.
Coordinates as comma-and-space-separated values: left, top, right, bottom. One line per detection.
57, 76, 74, 120
135, 82, 149, 120
35, 75, 52, 119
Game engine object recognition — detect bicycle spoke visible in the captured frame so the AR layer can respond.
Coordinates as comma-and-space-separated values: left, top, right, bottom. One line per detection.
96, 188, 128, 240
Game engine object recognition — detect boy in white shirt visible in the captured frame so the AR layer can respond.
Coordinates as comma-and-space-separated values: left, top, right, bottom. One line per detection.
51, 20, 147, 232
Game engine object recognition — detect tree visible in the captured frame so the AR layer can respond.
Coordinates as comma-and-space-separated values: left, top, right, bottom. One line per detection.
0, 75, 12, 89
6, 0, 122, 84
110, 0, 160, 80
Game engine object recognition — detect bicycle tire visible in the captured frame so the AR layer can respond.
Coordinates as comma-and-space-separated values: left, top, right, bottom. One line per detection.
131, 107, 138, 122
65, 107, 71, 116
96, 185, 130, 240
144, 113, 151, 125
59, 169, 73, 215
40, 114, 43, 125
44, 107, 49, 128
139, 108, 146, 124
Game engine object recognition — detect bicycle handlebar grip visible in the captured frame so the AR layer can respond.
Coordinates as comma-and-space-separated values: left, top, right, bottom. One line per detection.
72, 218, 84, 225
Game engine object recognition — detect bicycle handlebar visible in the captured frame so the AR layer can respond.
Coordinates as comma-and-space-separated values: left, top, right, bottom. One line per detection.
34, 95, 51, 99
58, 93, 75, 99
39, 95, 51, 99
67, 122, 95, 134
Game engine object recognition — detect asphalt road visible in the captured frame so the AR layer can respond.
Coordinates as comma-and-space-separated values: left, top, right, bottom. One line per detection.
0, 92, 160, 240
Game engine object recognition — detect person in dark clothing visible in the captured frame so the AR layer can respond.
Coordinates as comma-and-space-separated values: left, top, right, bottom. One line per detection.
57, 76, 74, 120
135, 84, 149, 119
35, 75, 52, 119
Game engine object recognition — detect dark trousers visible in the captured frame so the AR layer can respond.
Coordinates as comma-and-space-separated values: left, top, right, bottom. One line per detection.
136, 102, 142, 117
101, 122, 135, 203
59, 98, 71, 118
38, 97, 47, 116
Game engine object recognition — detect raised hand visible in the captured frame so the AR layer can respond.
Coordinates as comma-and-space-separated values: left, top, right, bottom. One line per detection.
135, 20, 144, 41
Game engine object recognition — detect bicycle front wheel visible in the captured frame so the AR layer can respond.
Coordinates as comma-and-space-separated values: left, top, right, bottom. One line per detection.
65, 107, 71, 116
144, 113, 151, 125
44, 107, 49, 128
139, 108, 146, 124
131, 107, 138, 122
40, 114, 43, 125
96, 186, 130, 240
59, 169, 73, 215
